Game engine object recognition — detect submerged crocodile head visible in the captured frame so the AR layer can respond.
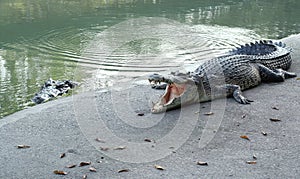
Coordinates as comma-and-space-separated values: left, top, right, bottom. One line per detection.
150, 74, 205, 113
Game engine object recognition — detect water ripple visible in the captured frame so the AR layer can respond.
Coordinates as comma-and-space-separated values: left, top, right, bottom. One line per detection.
78, 19, 260, 90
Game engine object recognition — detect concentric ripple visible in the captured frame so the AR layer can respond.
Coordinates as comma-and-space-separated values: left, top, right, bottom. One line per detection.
79, 19, 260, 90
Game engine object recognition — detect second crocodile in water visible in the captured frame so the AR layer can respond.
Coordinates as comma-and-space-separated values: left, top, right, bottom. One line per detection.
149, 40, 297, 113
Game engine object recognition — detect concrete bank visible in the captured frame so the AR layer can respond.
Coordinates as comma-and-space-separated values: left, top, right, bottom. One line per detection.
1, 35, 300, 178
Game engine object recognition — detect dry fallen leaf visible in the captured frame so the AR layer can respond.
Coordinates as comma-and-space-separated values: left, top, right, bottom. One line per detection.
204, 112, 214, 116
66, 164, 76, 168
154, 165, 165, 170
114, 146, 126, 150
53, 170, 67, 175
296, 77, 300, 80
144, 138, 152, 142
95, 138, 105, 143
137, 113, 144, 116
261, 131, 267, 136
270, 118, 281, 122
100, 147, 109, 151
118, 169, 130, 173
240, 135, 250, 141
246, 161, 257, 164
17, 145, 30, 149
79, 162, 91, 167
89, 167, 97, 172
197, 161, 208, 166
60, 153, 66, 158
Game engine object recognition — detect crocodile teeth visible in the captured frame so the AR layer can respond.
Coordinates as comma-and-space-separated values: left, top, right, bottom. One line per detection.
149, 80, 163, 86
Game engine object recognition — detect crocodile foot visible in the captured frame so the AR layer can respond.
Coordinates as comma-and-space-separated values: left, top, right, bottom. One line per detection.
278, 69, 297, 78
234, 92, 253, 104
232, 87, 253, 104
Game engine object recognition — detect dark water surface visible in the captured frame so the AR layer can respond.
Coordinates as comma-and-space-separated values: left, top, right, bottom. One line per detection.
0, 0, 300, 118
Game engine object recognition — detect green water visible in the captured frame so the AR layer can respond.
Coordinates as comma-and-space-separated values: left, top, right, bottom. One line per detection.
0, 0, 300, 118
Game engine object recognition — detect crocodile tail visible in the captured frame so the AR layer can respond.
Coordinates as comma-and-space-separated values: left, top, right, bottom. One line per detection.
273, 41, 292, 52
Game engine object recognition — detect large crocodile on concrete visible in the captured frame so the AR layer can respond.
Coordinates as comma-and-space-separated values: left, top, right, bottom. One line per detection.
149, 40, 297, 113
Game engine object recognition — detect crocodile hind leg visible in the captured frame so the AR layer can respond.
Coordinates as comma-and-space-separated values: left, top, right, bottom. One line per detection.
257, 64, 297, 82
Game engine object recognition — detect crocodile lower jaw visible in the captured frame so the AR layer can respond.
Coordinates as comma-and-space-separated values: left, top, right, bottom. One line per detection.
151, 83, 186, 113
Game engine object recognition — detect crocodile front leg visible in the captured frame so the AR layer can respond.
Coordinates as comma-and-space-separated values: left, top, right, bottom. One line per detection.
222, 84, 253, 104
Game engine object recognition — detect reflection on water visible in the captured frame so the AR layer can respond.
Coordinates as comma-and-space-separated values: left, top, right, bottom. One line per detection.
0, 0, 300, 118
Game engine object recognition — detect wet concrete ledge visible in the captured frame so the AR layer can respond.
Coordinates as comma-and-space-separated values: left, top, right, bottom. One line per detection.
1, 35, 300, 178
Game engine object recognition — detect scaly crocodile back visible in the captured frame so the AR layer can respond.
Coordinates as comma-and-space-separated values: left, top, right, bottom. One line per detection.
193, 40, 292, 92
228, 40, 292, 70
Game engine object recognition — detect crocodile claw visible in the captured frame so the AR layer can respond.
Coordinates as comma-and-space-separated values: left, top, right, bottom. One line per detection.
241, 98, 253, 104
236, 95, 253, 104
232, 88, 253, 104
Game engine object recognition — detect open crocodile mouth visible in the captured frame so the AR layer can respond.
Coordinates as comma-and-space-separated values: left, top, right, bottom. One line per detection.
163, 83, 186, 104
152, 83, 187, 113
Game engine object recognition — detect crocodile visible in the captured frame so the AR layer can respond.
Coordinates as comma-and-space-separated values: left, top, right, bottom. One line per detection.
32, 78, 79, 104
149, 40, 297, 113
